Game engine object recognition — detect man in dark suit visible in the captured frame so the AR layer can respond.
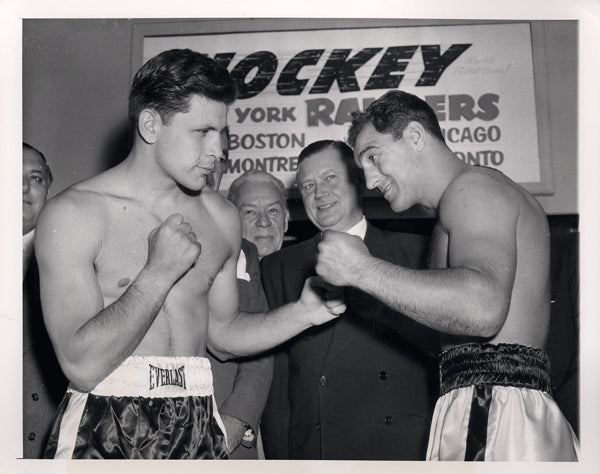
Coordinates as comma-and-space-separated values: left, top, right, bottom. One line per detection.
260, 140, 438, 460
22, 142, 68, 458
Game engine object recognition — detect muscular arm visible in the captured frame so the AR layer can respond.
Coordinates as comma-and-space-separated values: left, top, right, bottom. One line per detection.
36, 195, 197, 391
317, 176, 517, 337
207, 212, 344, 360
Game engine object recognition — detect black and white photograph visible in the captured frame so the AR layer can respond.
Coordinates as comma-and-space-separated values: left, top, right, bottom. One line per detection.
2, 1, 600, 473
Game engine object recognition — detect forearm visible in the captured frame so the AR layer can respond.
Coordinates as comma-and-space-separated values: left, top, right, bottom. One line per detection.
352, 256, 507, 337
63, 268, 172, 390
210, 301, 312, 359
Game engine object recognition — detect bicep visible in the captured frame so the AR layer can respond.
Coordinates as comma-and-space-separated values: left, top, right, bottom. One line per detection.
35, 200, 104, 360
444, 184, 518, 293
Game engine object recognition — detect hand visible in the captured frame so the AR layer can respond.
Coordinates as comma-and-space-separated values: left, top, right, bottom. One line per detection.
220, 414, 246, 454
146, 214, 202, 281
299, 276, 346, 326
316, 230, 371, 287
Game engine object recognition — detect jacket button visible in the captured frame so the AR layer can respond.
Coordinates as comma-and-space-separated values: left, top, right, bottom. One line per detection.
28, 432, 36, 441
385, 416, 394, 425
378, 371, 388, 380
319, 376, 327, 386
315, 423, 321, 431
31, 393, 39, 401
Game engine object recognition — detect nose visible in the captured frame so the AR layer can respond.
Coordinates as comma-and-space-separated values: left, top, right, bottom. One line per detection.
363, 167, 379, 191
206, 133, 226, 166
23, 175, 30, 194
314, 181, 329, 199
256, 210, 271, 227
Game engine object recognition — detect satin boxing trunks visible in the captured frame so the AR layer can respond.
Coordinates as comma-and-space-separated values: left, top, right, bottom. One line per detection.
426, 343, 579, 461
43, 356, 228, 459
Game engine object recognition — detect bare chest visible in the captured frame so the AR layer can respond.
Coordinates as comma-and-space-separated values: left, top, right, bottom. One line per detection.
94, 204, 230, 305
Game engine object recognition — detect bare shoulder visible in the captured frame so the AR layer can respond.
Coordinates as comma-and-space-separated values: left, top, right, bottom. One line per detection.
442, 167, 522, 211
199, 188, 242, 252
35, 181, 108, 259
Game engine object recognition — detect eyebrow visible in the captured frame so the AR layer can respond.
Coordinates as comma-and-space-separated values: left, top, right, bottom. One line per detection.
356, 144, 378, 159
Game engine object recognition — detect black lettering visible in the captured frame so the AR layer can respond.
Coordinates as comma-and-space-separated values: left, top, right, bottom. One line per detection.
281, 107, 296, 122
277, 49, 324, 95
267, 107, 281, 122
226, 155, 241, 172
310, 48, 382, 94
213, 52, 236, 69
234, 108, 251, 124
476, 93, 500, 121
306, 98, 335, 126
449, 94, 476, 121
334, 97, 361, 125
230, 51, 278, 99
416, 44, 471, 86
276, 157, 288, 171
364, 45, 418, 90
425, 95, 446, 121
250, 107, 266, 122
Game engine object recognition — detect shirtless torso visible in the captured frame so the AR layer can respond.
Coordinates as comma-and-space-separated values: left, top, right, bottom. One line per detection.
428, 166, 551, 350
76, 177, 235, 357
320, 120, 552, 349
35, 156, 241, 391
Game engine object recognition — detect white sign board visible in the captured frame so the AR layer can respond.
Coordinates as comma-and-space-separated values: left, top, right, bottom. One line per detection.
143, 23, 542, 192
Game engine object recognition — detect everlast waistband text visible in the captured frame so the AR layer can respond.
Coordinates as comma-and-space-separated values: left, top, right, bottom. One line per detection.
148, 364, 187, 390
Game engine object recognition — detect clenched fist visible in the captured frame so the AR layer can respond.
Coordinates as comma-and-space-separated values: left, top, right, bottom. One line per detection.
316, 230, 371, 287
299, 276, 346, 326
146, 214, 202, 282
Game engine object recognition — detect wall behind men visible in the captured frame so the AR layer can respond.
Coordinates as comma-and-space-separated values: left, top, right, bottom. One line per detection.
23, 18, 577, 217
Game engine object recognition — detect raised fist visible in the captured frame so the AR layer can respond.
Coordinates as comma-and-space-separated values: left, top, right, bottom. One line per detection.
146, 214, 202, 281
299, 276, 346, 326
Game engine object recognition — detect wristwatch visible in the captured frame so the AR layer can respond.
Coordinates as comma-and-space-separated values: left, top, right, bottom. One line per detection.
241, 422, 256, 448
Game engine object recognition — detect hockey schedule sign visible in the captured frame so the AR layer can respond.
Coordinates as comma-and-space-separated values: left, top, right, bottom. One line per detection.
143, 22, 544, 192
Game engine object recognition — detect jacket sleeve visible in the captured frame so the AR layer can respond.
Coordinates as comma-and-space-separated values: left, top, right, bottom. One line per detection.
217, 242, 273, 434
258, 252, 291, 459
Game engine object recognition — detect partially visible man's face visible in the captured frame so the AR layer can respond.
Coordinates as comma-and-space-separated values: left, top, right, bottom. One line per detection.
22, 147, 51, 235
234, 181, 288, 259
297, 148, 363, 232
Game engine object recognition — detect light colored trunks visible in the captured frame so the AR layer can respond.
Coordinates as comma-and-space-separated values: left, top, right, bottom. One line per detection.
426, 343, 579, 461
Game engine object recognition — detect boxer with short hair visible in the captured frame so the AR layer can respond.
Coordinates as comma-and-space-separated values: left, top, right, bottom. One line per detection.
36, 48, 345, 460
314, 90, 579, 461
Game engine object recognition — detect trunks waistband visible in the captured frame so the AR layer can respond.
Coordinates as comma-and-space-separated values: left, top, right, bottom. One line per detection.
438, 343, 551, 396
70, 356, 214, 398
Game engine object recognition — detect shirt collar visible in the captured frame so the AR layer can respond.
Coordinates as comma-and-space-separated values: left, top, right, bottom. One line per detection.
345, 215, 367, 240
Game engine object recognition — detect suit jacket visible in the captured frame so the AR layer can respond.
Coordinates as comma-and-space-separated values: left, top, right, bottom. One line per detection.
23, 256, 68, 458
208, 239, 273, 459
546, 229, 579, 435
260, 222, 438, 460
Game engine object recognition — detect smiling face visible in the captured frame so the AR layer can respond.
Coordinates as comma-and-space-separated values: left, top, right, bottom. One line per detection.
23, 147, 51, 235
153, 94, 229, 192
297, 147, 363, 232
234, 180, 289, 258
354, 122, 422, 213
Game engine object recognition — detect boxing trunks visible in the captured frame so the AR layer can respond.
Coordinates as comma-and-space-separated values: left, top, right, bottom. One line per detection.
426, 343, 579, 461
43, 356, 228, 459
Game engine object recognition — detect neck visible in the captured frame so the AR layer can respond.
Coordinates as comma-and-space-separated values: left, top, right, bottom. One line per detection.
121, 142, 185, 204
421, 142, 468, 213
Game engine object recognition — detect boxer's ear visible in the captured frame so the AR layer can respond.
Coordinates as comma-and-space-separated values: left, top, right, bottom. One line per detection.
138, 108, 160, 144
406, 121, 426, 152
